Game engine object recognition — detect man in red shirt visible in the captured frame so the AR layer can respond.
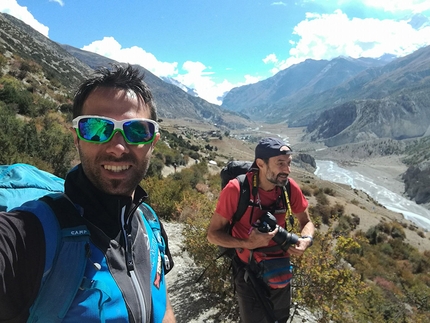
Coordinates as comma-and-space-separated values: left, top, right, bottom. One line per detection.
207, 137, 315, 323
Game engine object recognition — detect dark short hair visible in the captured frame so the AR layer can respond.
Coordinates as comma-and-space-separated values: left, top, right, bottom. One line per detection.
72, 63, 157, 120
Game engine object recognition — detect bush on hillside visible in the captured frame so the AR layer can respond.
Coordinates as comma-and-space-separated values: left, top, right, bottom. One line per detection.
300, 184, 313, 196
0, 105, 74, 177
144, 162, 210, 221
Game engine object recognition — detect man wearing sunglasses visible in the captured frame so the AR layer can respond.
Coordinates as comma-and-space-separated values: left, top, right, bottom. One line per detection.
0, 64, 176, 322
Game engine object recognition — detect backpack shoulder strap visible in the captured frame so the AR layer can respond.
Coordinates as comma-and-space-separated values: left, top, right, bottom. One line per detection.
138, 202, 168, 323
138, 202, 173, 272
138, 202, 165, 253
18, 193, 90, 323
230, 173, 250, 231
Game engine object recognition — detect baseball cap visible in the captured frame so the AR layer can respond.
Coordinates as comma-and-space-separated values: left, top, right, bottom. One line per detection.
251, 137, 293, 169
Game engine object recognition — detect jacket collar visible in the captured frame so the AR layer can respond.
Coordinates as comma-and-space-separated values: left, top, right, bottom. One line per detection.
64, 164, 148, 238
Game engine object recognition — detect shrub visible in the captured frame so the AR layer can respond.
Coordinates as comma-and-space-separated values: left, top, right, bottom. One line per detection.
350, 199, 359, 205
334, 214, 355, 236
323, 187, 336, 196
332, 202, 345, 216
143, 176, 183, 221
318, 204, 333, 225
315, 190, 329, 205
390, 222, 406, 240
180, 190, 240, 321
146, 157, 164, 179
300, 184, 313, 196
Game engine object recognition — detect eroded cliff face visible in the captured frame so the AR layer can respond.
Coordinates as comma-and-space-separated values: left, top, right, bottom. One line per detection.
403, 161, 430, 205
305, 95, 430, 147
293, 153, 317, 173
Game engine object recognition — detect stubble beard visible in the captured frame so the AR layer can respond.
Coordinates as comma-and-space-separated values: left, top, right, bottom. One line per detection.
78, 146, 151, 196
266, 168, 289, 187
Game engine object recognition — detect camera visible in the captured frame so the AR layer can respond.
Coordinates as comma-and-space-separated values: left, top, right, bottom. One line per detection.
256, 212, 299, 251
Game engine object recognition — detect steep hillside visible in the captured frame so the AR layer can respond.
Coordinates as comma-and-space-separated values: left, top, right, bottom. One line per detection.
0, 12, 252, 130
0, 13, 92, 91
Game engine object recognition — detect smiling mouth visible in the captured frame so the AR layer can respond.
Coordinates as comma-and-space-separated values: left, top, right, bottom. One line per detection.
103, 165, 130, 172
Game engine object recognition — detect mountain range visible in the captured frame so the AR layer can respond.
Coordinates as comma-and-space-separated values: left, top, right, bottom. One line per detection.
223, 47, 430, 146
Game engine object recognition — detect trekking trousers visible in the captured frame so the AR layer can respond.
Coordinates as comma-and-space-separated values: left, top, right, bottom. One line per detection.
233, 258, 291, 323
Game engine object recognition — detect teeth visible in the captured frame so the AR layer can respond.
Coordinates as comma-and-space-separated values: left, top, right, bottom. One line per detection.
104, 165, 130, 172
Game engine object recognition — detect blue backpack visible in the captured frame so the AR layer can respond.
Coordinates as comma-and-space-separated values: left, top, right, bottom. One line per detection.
0, 163, 167, 322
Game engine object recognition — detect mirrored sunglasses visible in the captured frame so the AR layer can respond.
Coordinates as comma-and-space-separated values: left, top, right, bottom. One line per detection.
72, 115, 159, 145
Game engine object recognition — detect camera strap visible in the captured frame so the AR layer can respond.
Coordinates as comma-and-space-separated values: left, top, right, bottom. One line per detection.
283, 185, 294, 231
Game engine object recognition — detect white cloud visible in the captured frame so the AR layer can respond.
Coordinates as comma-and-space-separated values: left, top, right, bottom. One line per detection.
266, 9, 430, 73
271, 2, 287, 6
0, 0, 49, 37
172, 61, 261, 104
82, 37, 178, 77
263, 53, 278, 64
243, 75, 261, 84
361, 0, 430, 13
49, 0, 65, 7
175, 61, 229, 104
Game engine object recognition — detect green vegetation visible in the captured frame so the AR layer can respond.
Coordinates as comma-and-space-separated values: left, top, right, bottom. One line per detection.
0, 54, 76, 177
403, 136, 430, 166
0, 100, 74, 177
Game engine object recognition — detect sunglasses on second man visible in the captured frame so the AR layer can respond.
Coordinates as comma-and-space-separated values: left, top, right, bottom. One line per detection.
72, 115, 159, 145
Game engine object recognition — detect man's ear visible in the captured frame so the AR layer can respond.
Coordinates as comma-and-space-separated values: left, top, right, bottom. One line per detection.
151, 132, 160, 148
70, 127, 80, 149
255, 158, 265, 169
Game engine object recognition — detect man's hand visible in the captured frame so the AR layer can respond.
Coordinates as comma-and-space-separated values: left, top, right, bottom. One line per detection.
246, 226, 278, 250
288, 237, 312, 256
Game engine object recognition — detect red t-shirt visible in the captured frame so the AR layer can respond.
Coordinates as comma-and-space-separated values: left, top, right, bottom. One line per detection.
215, 172, 308, 263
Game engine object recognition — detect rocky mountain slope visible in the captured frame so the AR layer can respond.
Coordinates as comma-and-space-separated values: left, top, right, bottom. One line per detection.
0, 13, 92, 90
0, 12, 252, 130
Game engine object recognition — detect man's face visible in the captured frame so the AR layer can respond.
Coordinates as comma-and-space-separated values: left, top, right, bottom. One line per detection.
263, 154, 292, 187
72, 87, 159, 196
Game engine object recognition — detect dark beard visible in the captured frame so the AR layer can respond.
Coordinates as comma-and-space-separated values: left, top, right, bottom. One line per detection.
267, 173, 289, 187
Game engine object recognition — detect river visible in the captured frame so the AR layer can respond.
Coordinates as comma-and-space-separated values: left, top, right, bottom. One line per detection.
314, 160, 430, 231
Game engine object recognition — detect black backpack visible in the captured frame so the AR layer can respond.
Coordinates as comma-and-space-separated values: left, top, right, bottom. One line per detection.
219, 161, 291, 258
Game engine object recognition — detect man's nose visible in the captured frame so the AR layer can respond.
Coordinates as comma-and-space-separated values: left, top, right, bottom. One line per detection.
105, 131, 129, 156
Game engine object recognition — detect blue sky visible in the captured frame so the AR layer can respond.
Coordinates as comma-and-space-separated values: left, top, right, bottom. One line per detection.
1, 0, 430, 105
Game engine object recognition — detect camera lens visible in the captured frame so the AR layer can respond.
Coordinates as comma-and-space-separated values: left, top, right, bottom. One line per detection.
273, 227, 299, 251
257, 212, 299, 251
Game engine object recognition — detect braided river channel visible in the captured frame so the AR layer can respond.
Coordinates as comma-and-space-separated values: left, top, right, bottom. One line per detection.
314, 160, 430, 231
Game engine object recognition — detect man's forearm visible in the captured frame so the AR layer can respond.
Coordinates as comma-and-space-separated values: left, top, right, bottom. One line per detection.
162, 293, 176, 323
